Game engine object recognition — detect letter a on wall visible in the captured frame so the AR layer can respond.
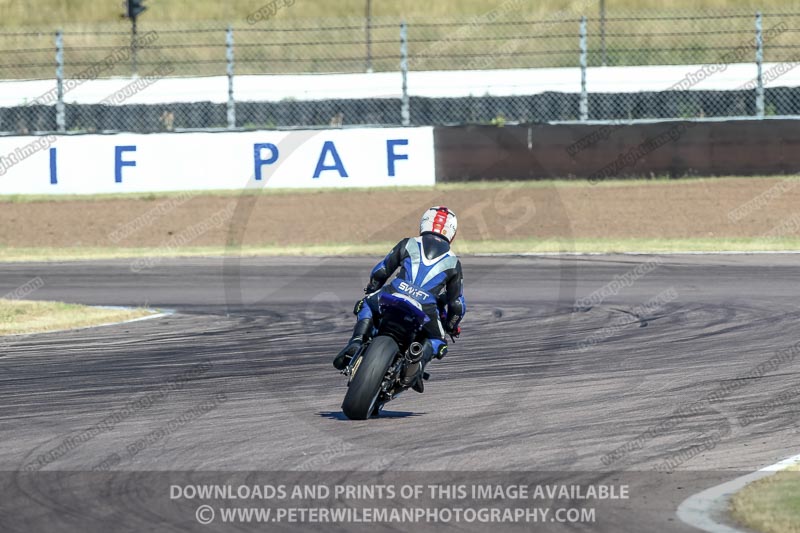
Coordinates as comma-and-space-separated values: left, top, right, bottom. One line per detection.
313, 141, 348, 178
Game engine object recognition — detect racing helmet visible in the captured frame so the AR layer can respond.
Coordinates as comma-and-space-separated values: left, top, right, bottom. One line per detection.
420, 206, 458, 243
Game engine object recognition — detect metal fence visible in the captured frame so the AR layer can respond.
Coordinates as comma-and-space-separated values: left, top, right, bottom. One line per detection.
1, 9, 800, 134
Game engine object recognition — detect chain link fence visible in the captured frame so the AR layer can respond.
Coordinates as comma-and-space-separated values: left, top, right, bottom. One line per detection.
1, 9, 800, 134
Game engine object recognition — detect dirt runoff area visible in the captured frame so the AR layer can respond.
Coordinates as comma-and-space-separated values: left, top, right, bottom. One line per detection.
1, 178, 800, 250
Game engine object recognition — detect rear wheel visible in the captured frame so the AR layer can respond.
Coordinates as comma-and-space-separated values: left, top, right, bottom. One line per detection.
342, 336, 398, 420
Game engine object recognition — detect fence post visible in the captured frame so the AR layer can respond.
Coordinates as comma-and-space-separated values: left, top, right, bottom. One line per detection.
55, 29, 65, 133
400, 20, 410, 126
755, 11, 765, 118
579, 16, 588, 121
600, 0, 607, 66
365, 0, 373, 73
226, 26, 236, 129
131, 15, 139, 75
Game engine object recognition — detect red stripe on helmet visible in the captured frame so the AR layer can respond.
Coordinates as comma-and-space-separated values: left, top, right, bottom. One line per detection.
432, 207, 449, 233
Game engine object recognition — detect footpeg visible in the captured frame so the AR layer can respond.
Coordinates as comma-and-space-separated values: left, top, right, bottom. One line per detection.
422, 372, 430, 381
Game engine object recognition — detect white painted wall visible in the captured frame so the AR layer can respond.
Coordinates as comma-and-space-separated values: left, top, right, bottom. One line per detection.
0, 127, 435, 195
2, 62, 797, 108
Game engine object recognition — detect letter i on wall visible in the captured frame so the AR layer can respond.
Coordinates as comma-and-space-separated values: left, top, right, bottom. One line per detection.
49, 147, 57, 184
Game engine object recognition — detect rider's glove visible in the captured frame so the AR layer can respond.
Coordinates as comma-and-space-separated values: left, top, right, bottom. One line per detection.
364, 278, 381, 294
445, 323, 461, 342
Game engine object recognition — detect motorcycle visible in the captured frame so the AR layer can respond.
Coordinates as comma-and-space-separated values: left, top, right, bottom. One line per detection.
339, 279, 439, 420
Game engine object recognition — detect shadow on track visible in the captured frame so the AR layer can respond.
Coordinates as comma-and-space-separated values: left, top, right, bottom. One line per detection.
318, 410, 424, 421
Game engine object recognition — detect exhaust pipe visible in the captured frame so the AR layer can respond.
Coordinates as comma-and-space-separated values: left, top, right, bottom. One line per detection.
406, 342, 424, 363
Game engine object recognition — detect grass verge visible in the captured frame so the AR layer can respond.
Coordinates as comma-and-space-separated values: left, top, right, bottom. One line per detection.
730, 465, 800, 533
0, 176, 794, 204
0, 299, 156, 335
1, 237, 800, 263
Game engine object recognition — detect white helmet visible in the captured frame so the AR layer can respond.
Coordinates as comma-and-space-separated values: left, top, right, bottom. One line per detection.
420, 206, 458, 243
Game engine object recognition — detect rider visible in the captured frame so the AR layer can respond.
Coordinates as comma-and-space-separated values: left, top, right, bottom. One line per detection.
333, 206, 466, 393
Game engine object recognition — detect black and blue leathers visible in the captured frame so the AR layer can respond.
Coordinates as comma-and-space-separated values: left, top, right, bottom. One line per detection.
356, 233, 466, 359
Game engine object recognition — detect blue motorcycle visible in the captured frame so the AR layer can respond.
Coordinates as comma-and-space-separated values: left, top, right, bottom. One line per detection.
340, 279, 437, 420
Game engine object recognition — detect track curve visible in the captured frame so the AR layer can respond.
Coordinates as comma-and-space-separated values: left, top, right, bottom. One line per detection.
1, 254, 799, 532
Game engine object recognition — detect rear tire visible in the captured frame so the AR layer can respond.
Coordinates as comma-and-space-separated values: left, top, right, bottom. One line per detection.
342, 336, 398, 420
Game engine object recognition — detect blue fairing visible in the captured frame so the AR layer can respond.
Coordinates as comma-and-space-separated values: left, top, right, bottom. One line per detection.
378, 291, 430, 327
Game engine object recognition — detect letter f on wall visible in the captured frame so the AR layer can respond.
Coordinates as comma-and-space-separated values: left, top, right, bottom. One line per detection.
115, 145, 137, 183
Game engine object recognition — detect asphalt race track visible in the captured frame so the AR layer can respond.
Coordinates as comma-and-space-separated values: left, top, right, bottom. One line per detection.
1, 254, 799, 532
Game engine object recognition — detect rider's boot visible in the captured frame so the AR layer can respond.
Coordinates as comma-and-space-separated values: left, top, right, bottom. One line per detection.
333, 318, 373, 370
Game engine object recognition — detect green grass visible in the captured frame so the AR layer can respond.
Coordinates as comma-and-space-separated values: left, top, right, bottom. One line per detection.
1, 237, 800, 263
730, 465, 800, 533
458, 237, 800, 254
0, 176, 790, 204
0, 298, 155, 335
